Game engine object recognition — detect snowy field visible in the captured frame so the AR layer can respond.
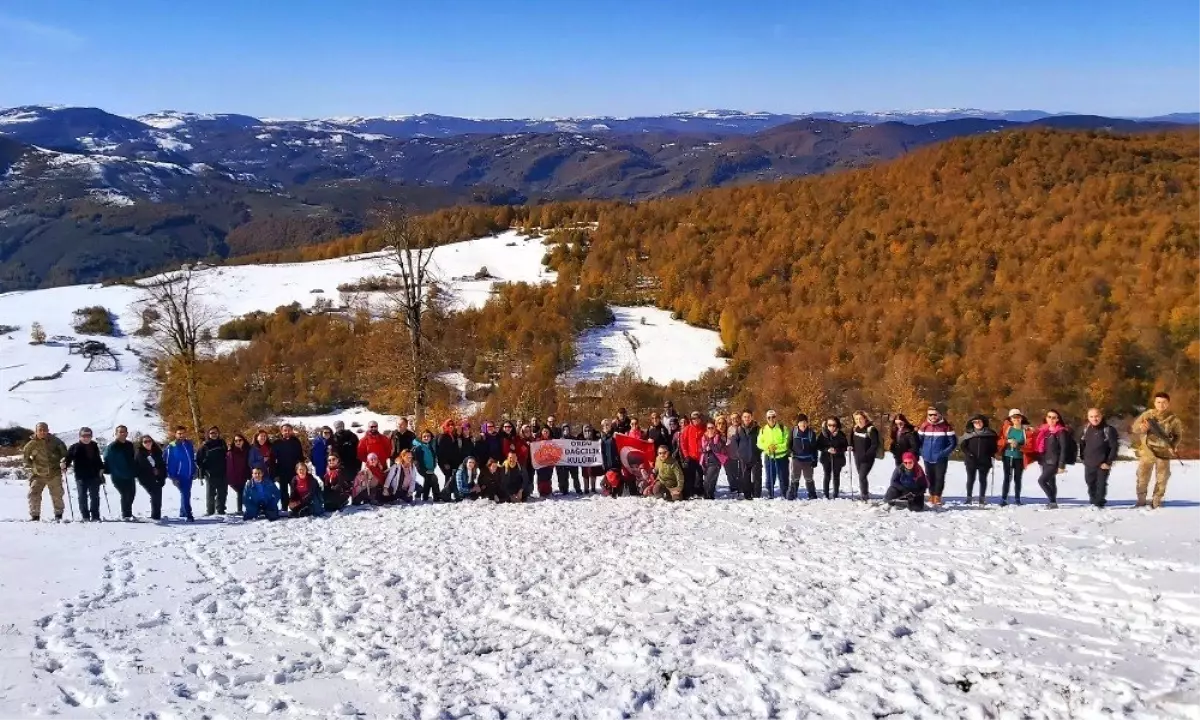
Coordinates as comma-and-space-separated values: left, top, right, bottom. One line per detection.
0, 460, 1197, 718
0, 231, 721, 438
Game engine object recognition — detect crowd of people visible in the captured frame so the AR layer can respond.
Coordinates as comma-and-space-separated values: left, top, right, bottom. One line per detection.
19, 394, 1184, 523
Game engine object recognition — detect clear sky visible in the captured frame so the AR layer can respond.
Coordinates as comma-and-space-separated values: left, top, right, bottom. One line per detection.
1, 0, 1196, 118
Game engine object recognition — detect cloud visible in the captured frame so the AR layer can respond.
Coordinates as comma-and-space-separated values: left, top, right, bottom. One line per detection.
0, 13, 82, 48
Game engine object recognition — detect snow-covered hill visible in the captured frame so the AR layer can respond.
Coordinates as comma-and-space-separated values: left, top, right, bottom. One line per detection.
0, 458, 1195, 718
0, 231, 723, 436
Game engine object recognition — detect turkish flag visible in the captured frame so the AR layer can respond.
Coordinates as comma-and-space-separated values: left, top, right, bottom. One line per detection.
615, 433, 655, 474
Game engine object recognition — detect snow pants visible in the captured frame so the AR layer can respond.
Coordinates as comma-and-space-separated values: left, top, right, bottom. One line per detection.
789, 459, 815, 499
924, 459, 949, 498
1083, 464, 1109, 508
1135, 455, 1170, 505
27, 473, 65, 519
112, 476, 137, 519
75, 476, 102, 521
1001, 457, 1023, 502
820, 454, 845, 498
1037, 464, 1059, 504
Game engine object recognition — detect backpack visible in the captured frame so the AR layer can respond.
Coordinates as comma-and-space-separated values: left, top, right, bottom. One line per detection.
1062, 428, 1078, 466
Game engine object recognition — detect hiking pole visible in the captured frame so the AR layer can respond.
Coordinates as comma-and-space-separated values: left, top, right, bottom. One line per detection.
63, 475, 76, 521
102, 482, 113, 518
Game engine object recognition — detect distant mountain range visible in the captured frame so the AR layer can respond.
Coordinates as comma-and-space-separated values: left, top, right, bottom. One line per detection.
0, 104, 1194, 291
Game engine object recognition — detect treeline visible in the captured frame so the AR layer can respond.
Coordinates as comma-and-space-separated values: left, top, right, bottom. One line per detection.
557, 129, 1199, 447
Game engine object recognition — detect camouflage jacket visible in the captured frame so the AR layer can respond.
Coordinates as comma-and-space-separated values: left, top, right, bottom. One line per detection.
654, 457, 685, 500
1135, 409, 1183, 459
23, 435, 68, 477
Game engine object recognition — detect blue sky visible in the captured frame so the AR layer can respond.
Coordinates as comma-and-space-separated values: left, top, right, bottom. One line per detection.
1, 0, 1196, 118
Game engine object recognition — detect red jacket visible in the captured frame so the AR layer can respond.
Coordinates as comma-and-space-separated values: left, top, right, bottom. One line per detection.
357, 432, 391, 465
679, 424, 705, 462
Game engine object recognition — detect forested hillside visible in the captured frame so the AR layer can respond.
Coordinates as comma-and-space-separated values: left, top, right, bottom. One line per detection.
551, 129, 1198, 441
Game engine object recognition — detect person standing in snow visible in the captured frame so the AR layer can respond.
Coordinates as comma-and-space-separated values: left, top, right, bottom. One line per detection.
678, 411, 706, 500
997, 410, 1030, 506
311, 426, 332, 480
197, 426, 229, 516
332, 420, 360, 473
959, 415, 998, 505
700, 419, 729, 499
249, 429, 275, 484
392, 417, 418, 465
534, 426, 557, 497
662, 401, 680, 430
412, 429, 440, 501
613, 407, 633, 434
1032, 410, 1075, 509
165, 426, 197, 522
579, 424, 603, 494
884, 452, 928, 511
273, 423, 305, 508
1132, 392, 1184, 509
134, 435, 166, 520
757, 410, 789, 499
917, 408, 956, 507
789, 414, 819, 500
730, 410, 761, 499
888, 414, 920, 465
1079, 408, 1119, 509
434, 420, 461, 494
103, 425, 138, 520
556, 423, 582, 494
850, 411, 882, 501
63, 427, 105, 522
816, 416, 849, 499
22, 422, 68, 522
225, 433, 252, 514
243, 466, 281, 521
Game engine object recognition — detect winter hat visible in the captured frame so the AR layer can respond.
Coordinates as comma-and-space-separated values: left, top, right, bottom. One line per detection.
901, 452, 917, 463
1008, 408, 1022, 418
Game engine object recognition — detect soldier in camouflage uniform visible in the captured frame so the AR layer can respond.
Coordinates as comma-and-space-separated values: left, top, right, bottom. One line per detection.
22, 422, 68, 521
1133, 392, 1184, 509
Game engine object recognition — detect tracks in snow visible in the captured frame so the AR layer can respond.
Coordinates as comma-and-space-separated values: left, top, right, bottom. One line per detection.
12, 498, 1200, 718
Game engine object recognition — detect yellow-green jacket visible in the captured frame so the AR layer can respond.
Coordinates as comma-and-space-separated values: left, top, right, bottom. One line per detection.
757, 422, 789, 460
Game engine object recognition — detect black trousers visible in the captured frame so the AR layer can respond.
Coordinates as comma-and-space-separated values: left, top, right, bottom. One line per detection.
1037, 464, 1059, 503
724, 458, 741, 495
884, 485, 925, 511
205, 474, 229, 515
964, 460, 990, 499
738, 460, 761, 499
1001, 457, 1024, 501
419, 471, 440, 501
702, 463, 722, 499
111, 477, 137, 518
682, 459, 702, 499
820, 454, 845, 498
76, 476, 102, 520
274, 475, 290, 508
556, 466, 581, 493
855, 458, 874, 499
1083, 465, 1109, 507
924, 459, 949, 497
138, 478, 163, 518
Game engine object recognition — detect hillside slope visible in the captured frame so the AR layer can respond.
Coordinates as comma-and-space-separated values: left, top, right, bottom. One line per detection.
552, 129, 1199, 440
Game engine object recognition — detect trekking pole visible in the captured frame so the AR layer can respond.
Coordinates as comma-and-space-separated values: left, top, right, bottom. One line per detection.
102, 482, 113, 518
63, 476, 76, 521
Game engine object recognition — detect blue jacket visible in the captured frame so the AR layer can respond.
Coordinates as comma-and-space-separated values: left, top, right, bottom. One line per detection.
789, 427, 818, 462
165, 439, 196, 482
243, 479, 281, 520
456, 461, 481, 496
917, 421, 957, 464
311, 436, 329, 479
889, 464, 928, 493
412, 440, 437, 474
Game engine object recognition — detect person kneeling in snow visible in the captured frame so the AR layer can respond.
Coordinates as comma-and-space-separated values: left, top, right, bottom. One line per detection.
497, 451, 526, 503
243, 466, 281, 521
884, 452, 927, 511
652, 445, 684, 501
288, 462, 325, 518
322, 454, 352, 511
353, 453, 387, 505
456, 456, 482, 499
382, 449, 417, 504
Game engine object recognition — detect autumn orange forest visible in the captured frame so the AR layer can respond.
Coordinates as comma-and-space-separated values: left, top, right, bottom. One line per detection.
166, 128, 1200, 454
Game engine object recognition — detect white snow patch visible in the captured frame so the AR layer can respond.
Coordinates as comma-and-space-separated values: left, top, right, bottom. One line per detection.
87, 188, 136, 206
568, 306, 725, 384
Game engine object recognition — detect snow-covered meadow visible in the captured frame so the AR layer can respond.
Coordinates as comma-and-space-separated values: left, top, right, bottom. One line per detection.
0, 460, 1196, 718
0, 230, 724, 437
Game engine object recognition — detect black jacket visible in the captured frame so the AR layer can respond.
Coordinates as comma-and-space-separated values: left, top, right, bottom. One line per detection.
1079, 423, 1119, 467
646, 425, 671, 453
816, 429, 849, 459
890, 427, 921, 461
1039, 427, 1076, 469
730, 423, 761, 465
197, 438, 229, 480
850, 424, 881, 460
959, 416, 998, 465
333, 429, 360, 469
135, 444, 167, 486
65, 441, 104, 479
273, 436, 305, 479
613, 417, 633, 434
392, 430, 417, 461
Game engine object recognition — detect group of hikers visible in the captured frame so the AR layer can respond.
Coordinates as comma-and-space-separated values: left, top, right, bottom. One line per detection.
19, 393, 1185, 522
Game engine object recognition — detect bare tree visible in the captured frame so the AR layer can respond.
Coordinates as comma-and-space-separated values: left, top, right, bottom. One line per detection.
138, 265, 217, 436
375, 209, 444, 428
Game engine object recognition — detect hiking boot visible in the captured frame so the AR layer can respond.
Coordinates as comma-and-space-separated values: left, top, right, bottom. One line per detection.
1151, 498, 1163, 509
1135, 499, 1147, 508
1000, 500, 1008, 507
1048, 502, 1058, 509
860, 493, 869, 502
54, 514, 62, 522
978, 497, 987, 506
29, 516, 39, 522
